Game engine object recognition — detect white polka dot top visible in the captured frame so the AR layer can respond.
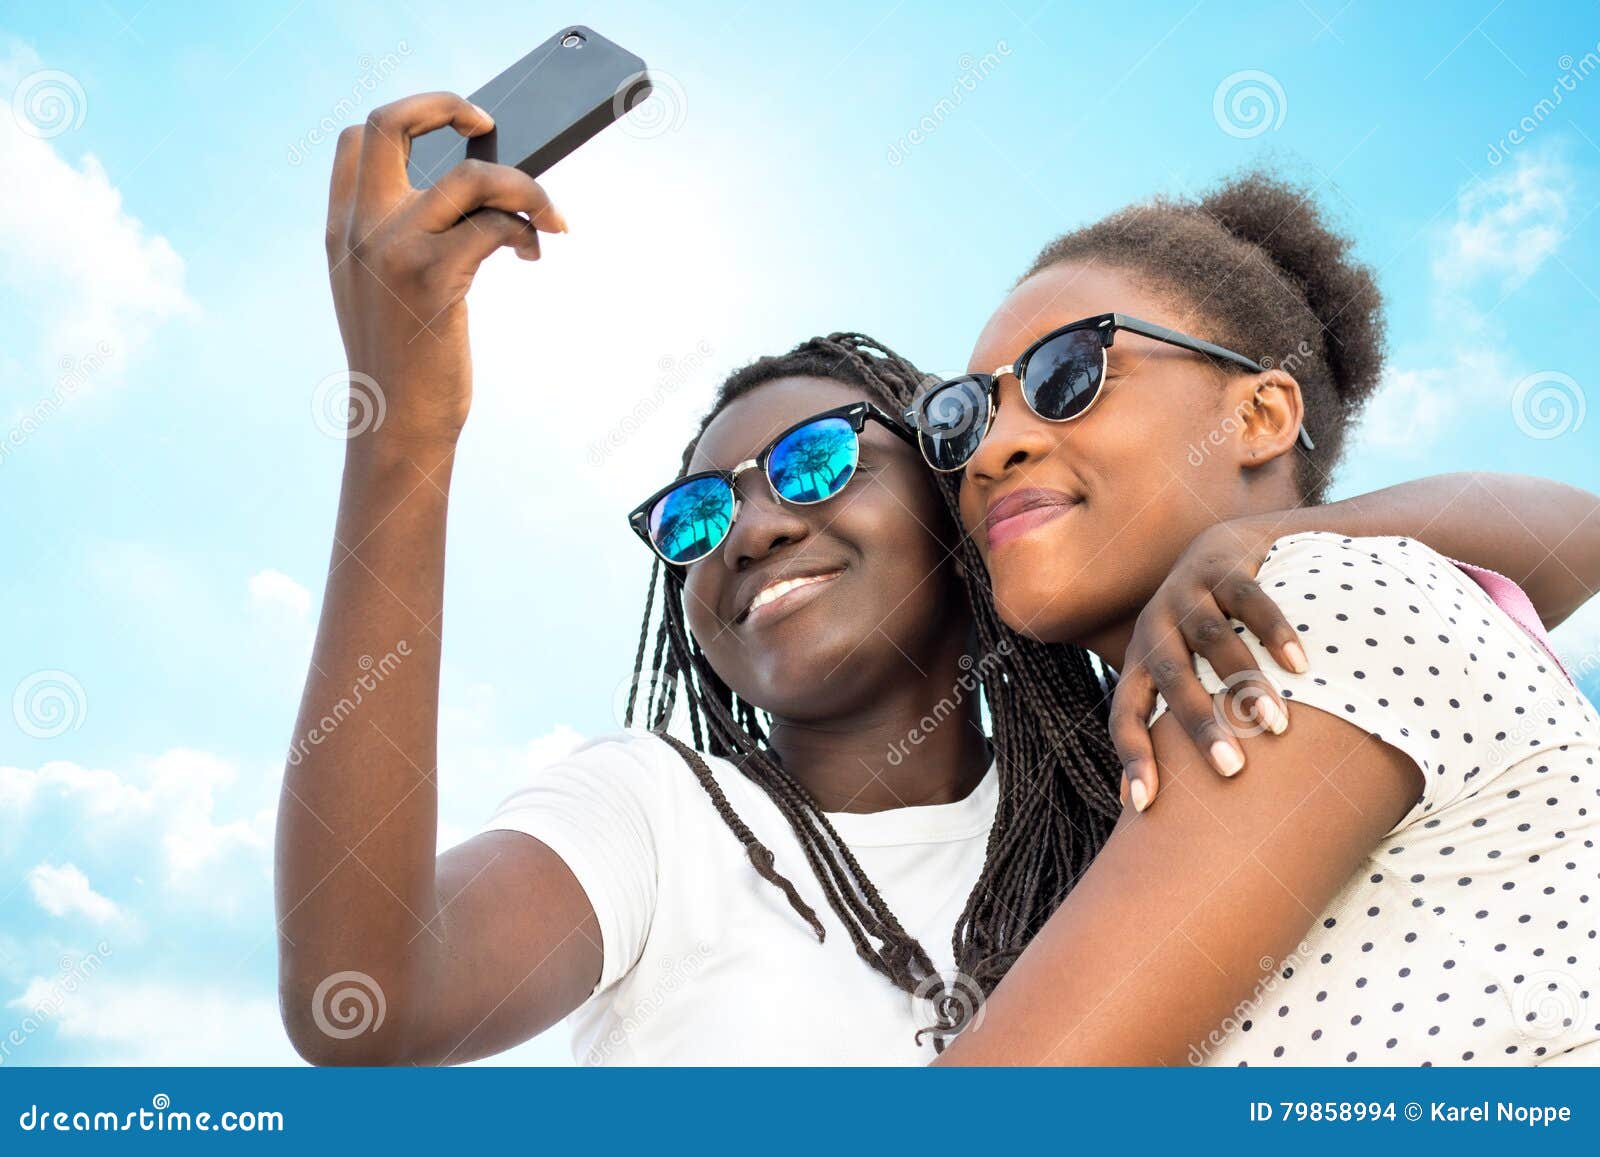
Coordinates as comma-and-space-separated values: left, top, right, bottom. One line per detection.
1167, 533, 1600, 1066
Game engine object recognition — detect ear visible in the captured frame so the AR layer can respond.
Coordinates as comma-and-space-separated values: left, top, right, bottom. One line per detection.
1221, 369, 1306, 470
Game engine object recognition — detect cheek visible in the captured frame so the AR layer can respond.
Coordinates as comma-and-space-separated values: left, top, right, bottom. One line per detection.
968, 411, 1175, 638
958, 483, 984, 540
870, 479, 954, 572
681, 571, 725, 653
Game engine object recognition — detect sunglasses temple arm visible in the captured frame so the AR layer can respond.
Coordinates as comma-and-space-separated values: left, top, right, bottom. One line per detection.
1116, 315, 1317, 452
1113, 315, 1261, 373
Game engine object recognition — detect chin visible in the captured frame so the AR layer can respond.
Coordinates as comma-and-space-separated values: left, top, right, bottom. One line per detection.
990, 580, 1074, 643
741, 625, 874, 717
989, 554, 1125, 646
981, 540, 1093, 644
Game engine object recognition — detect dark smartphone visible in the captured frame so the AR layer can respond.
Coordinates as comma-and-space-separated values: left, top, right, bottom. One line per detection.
407, 26, 651, 189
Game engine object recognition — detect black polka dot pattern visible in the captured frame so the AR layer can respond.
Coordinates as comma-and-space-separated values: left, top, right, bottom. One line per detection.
1156, 534, 1600, 1067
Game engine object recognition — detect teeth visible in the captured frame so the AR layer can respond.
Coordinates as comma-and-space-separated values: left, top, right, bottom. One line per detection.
747, 574, 831, 617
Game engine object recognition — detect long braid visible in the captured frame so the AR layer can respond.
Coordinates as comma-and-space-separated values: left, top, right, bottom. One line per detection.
624, 332, 1123, 1048
652, 531, 939, 992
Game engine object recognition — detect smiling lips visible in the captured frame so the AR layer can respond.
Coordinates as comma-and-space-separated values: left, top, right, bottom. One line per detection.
982, 487, 1080, 550
737, 569, 845, 626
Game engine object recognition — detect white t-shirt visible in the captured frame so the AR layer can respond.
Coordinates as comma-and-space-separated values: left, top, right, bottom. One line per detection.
1157, 533, 1600, 1066
481, 730, 997, 1065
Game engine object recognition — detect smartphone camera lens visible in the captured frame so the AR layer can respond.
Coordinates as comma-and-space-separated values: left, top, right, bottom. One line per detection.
561, 32, 585, 48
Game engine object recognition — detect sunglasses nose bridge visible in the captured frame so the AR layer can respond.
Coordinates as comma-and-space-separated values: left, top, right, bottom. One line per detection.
726, 457, 787, 509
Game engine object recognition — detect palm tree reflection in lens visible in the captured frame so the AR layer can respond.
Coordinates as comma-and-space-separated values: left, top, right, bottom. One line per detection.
769, 417, 856, 503
649, 476, 735, 564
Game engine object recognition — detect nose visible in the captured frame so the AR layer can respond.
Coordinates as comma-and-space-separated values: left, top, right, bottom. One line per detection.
963, 374, 1056, 487
719, 472, 811, 572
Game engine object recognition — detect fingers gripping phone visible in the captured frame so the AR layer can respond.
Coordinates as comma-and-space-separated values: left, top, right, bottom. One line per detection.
407, 25, 652, 189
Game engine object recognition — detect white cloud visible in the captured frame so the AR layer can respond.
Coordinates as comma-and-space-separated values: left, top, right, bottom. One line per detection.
8, 976, 298, 1065
2, 731, 594, 1065
1355, 365, 1457, 453
524, 724, 585, 768
435, 723, 588, 849
249, 568, 312, 619
2, 749, 272, 888
1435, 151, 1572, 292
147, 749, 273, 882
26, 863, 119, 924
0, 759, 148, 818
1353, 346, 1512, 455
0, 37, 194, 399
1355, 150, 1570, 457
0, 747, 284, 1063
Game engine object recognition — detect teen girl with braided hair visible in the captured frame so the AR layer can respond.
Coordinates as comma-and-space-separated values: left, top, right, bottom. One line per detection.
278, 94, 1598, 1065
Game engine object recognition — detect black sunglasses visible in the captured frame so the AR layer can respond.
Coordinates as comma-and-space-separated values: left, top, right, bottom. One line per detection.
903, 312, 1315, 473
628, 401, 917, 566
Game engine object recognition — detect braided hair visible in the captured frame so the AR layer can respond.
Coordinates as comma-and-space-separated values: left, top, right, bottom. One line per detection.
625, 333, 1123, 1046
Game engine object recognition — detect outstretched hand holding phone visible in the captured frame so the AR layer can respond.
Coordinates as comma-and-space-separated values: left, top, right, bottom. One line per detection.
325, 91, 567, 450
278, 94, 601, 1067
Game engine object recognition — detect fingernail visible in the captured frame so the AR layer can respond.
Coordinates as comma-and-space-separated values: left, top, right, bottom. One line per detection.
1259, 698, 1289, 735
469, 102, 493, 123
545, 207, 570, 234
1130, 779, 1151, 812
1211, 741, 1244, 777
1282, 641, 1308, 675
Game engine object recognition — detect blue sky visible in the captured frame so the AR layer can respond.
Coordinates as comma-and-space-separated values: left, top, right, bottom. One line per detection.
2, 1, 1597, 1066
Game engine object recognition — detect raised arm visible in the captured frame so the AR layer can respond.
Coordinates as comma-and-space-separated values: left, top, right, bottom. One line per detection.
276, 93, 597, 1065
1111, 473, 1600, 809
1224, 473, 1600, 629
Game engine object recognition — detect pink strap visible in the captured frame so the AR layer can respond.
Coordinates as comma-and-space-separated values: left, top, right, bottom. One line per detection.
1451, 560, 1573, 685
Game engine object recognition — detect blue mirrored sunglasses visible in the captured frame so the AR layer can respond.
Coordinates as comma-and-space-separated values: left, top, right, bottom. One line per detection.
628, 401, 917, 566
